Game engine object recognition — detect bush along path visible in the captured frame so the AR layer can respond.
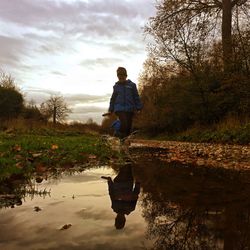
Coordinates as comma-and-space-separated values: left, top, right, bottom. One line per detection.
0, 132, 118, 181
129, 139, 250, 170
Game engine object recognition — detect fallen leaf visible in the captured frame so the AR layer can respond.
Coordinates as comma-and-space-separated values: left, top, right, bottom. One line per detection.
15, 162, 23, 169
27, 157, 34, 162
32, 153, 43, 158
35, 164, 47, 173
34, 206, 42, 212
13, 145, 21, 152
88, 154, 97, 159
14, 155, 23, 160
60, 224, 72, 230
51, 144, 59, 150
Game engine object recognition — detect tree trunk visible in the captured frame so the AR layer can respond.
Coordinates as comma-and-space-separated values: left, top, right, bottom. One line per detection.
222, 0, 233, 73
53, 106, 56, 125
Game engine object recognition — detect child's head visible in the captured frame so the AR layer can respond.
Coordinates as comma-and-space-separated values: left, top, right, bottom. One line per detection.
117, 67, 127, 82
115, 213, 126, 229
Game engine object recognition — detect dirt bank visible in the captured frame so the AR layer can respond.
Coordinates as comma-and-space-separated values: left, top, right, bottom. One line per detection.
129, 139, 250, 170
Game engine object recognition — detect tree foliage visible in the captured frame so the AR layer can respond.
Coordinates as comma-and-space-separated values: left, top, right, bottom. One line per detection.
22, 104, 45, 121
145, 0, 250, 74
138, 38, 250, 134
137, 1, 250, 135
0, 71, 20, 90
0, 72, 24, 120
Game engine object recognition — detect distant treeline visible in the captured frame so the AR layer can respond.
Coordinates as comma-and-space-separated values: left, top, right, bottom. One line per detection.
0, 71, 100, 133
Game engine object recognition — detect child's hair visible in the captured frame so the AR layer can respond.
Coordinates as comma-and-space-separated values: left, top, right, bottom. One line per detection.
117, 67, 127, 76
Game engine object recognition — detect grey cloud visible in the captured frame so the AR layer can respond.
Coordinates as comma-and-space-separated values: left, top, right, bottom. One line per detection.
0, 0, 155, 70
68, 105, 107, 124
0, 0, 75, 27
24, 32, 76, 55
0, 0, 154, 38
51, 70, 66, 76
65, 93, 110, 105
110, 43, 145, 54
0, 35, 27, 67
72, 105, 106, 115
78, 43, 145, 69
79, 57, 122, 69
24, 88, 109, 107
25, 87, 60, 96
24, 87, 61, 104
0, 0, 139, 26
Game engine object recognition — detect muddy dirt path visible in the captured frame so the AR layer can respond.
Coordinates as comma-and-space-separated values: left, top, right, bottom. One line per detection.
128, 139, 250, 170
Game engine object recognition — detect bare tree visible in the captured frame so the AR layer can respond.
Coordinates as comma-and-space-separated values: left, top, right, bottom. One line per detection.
40, 95, 71, 124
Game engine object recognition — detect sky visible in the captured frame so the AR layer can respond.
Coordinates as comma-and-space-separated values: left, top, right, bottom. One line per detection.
0, 0, 156, 124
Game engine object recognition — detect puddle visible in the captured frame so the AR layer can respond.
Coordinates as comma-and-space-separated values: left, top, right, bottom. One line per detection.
0, 166, 152, 250
1, 157, 250, 250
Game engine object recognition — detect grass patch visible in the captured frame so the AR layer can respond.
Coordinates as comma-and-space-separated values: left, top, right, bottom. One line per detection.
155, 122, 250, 144
0, 131, 117, 180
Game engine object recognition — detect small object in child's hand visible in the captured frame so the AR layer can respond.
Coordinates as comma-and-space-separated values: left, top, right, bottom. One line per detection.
101, 176, 111, 180
102, 112, 111, 117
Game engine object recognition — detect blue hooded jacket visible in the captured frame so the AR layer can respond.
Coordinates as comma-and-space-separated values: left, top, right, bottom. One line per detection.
108, 79, 142, 113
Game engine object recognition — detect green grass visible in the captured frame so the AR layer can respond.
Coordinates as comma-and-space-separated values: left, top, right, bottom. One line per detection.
0, 131, 117, 180
155, 122, 250, 144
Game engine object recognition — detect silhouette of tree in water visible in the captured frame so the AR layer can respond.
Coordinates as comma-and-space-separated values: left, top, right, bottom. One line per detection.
133, 160, 250, 249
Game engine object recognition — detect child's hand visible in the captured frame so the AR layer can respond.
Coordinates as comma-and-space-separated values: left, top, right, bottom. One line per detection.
101, 176, 112, 181
102, 112, 112, 117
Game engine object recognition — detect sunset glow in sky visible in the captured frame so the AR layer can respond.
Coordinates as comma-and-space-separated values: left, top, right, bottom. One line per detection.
0, 0, 156, 123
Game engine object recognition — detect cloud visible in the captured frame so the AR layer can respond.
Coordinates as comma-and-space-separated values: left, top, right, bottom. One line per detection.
65, 93, 110, 105
0, 0, 154, 38
0, 0, 155, 64
68, 105, 107, 124
72, 105, 106, 114
23, 87, 61, 104
51, 70, 66, 76
0, 35, 27, 67
110, 43, 145, 54
79, 57, 122, 68
24, 88, 109, 105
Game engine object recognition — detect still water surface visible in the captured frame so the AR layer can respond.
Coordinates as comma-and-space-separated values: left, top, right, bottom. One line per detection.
1, 156, 250, 250
0, 166, 152, 250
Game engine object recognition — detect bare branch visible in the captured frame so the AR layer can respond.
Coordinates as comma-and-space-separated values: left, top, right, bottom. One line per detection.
232, 0, 248, 7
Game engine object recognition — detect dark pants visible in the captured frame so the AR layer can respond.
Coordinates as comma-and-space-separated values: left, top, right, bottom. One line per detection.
115, 112, 134, 139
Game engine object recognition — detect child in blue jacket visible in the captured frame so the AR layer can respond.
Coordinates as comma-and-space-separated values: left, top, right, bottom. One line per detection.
108, 67, 142, 139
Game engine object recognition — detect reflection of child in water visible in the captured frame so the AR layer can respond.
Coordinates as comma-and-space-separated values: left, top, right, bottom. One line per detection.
102, 164, 140, 229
